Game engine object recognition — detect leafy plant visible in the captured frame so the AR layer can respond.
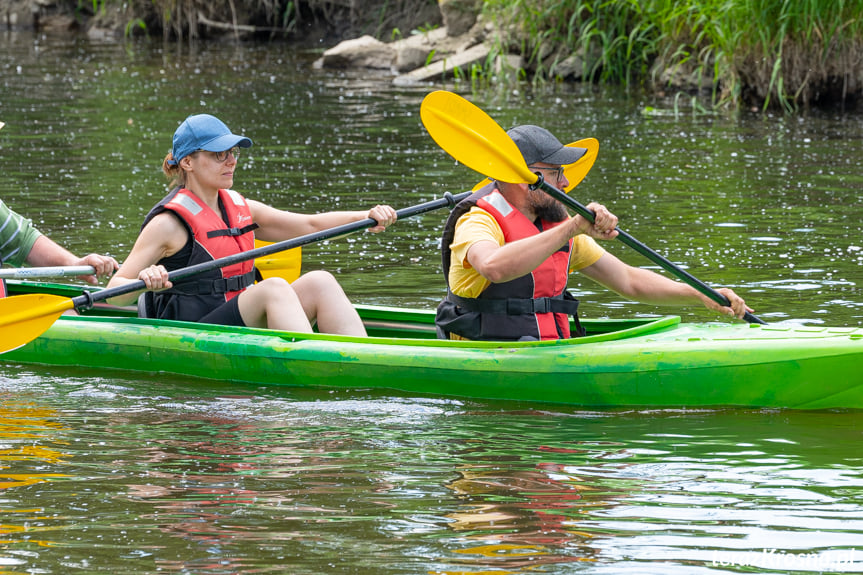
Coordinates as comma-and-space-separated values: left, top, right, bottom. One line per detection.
480, 0, 863, 111
124, 18, 147, 37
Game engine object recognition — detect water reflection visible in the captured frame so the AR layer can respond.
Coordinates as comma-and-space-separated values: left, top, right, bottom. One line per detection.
432, 414, 863, 573
1, 369, 863, 573
0, 388, 74, 556
93, 401, 419, 573
445, 462, 600, 571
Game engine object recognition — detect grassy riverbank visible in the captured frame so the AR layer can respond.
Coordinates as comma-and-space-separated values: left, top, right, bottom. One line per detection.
482, 0, 863, 111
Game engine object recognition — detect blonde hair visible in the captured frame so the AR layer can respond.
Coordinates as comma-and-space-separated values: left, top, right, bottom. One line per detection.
162, 152, 186, 188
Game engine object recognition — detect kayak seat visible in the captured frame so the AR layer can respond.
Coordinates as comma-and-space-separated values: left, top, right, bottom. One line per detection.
137, 292, 156, 319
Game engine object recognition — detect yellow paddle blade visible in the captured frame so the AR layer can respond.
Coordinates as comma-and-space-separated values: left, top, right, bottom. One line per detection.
0, 294, 75, 353
562, 137, 599, 192
254, 240, 302, 283
421, 91, 538, 185
472, 138, 599, 192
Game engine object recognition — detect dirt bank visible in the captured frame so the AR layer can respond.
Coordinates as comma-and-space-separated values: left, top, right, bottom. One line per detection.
0, 0, 443, 44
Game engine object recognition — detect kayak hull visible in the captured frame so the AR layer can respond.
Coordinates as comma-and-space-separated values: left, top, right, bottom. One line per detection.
4, 281, 863, 409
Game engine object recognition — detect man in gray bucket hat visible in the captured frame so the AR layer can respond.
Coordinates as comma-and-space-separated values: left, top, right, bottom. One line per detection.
435, 124, 750, 342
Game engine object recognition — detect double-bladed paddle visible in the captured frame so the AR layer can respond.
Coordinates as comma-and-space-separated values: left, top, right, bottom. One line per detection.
0, 190, 470, 353
420, 90, 765, 325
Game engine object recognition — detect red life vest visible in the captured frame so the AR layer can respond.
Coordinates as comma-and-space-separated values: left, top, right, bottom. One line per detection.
436, 184, 581, 341
163, 188, 256, 301
141, 187, 258, 322
477, 190, 575, 340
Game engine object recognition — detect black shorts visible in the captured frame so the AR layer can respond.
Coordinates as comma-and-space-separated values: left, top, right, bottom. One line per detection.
197, 297, 246, 327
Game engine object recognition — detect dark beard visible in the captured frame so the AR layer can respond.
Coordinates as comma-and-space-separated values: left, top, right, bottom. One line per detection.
530, 193, 568, 222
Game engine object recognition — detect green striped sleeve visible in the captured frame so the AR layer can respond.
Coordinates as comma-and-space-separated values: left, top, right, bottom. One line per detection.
0, 200, 43, 267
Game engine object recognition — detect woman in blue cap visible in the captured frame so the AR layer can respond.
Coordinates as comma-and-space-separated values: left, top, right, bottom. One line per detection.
106, 114, 397, 336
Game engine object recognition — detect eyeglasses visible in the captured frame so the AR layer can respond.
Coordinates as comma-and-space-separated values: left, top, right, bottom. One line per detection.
531, 166, 564, 181
198, 147, 240, 162
214, 147, 240, 162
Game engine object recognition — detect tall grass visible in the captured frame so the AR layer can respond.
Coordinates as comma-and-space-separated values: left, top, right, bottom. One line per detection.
482, 0, 863, 111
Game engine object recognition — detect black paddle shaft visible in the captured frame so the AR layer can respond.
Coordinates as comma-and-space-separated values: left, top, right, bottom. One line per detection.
72, 191, 471, 311
531, 176, 766, 325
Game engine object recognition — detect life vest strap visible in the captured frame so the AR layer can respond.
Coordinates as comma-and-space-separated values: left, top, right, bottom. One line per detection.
206, 223, 259, 239
447, 291, 580, 316
168, 270, 257, 295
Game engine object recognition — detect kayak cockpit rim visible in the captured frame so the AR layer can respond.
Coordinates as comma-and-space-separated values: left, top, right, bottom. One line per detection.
48, 312, 684, 348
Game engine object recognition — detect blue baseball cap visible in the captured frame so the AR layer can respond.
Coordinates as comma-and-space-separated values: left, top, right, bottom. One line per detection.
169, 114, 252, 165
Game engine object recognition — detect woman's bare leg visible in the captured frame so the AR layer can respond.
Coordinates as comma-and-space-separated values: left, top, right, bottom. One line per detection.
236, 277, 314, 332
292, 270, 366, 336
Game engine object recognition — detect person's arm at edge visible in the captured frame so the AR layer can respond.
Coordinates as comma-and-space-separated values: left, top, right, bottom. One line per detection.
25, 236, 119, 285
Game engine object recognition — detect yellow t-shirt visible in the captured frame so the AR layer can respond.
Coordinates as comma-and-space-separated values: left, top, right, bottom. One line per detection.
448, 206, 606, 298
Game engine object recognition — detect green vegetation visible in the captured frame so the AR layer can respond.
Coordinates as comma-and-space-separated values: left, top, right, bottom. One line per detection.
71, 0, 861, 111
481, 0, 863, 111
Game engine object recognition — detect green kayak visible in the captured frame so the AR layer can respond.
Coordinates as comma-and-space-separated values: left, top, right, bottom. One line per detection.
3, 280, 862, 409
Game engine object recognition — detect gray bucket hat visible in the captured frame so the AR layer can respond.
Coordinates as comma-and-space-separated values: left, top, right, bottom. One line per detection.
507, 125, 586, 166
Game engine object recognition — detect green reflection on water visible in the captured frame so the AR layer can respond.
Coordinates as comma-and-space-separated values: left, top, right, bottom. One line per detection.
2, 368, 863, 573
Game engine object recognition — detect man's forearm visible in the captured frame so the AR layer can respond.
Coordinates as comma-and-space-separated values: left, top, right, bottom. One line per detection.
24, 235, 80, 267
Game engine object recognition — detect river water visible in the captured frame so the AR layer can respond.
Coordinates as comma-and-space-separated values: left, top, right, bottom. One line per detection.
1, 32, 863, 573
